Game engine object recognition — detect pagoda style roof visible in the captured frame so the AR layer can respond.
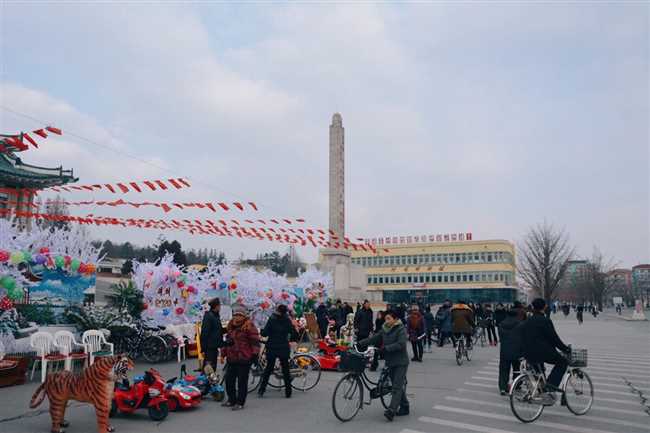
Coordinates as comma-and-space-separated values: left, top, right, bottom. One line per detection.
0, 151, 77, 189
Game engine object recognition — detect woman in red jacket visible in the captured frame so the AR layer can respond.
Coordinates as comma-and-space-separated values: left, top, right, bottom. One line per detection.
222, 304, 260, 410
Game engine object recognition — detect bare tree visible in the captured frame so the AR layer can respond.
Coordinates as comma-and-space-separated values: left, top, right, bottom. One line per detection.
35, 195, 70, 231
518, 221, 575, 310
583, 248, 618, 311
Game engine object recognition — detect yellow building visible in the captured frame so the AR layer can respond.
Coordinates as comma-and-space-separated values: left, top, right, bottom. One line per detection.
351, 237, 519, 305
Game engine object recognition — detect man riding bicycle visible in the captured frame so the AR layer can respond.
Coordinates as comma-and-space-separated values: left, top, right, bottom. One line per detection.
357, 310, 410, 422
520, 298, 570, 405
451, 300, 474, 349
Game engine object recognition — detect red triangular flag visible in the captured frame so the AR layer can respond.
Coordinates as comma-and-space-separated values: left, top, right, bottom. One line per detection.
45, 126, 62, 135
33, 129, 48, 138
23, 133, 38, 148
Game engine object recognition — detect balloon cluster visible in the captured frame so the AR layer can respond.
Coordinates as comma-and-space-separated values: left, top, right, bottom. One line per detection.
0, 247, 97, 276
0, 295, 14, 311
0, 276, 23, 301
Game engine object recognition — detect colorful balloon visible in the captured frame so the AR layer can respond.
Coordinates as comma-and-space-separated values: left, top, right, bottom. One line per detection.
33, 254, 47, 265
22, 251, 32, 263
0, 251, 8, 263
54, 256, 65, 268
70, 259, 81, 272
1, 276, 16, 291
7, 286, 22, 301
39, 247, 50, 254
9, 251, 24, 265
219, 282, 227, 290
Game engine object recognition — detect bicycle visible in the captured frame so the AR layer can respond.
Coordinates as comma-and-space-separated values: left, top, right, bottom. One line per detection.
331, 346, 405, 422
109, 319, 172, 363
454, 334, 472, 365
473, 323, 487, 347
250, 344, 321, 392
510, 348, 593, 423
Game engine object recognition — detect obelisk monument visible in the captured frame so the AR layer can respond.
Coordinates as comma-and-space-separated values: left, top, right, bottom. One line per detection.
320, 113, 368, 302
329, 113, 345, 241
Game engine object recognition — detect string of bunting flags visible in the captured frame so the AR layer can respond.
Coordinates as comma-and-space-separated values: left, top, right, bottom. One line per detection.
0, 209, 386, 253
49, 178, 191, 194
0, 125, 62, 151
14, 199, 260, 213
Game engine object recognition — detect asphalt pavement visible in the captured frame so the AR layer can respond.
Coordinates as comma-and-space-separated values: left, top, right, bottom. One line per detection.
1, 309, 648, 433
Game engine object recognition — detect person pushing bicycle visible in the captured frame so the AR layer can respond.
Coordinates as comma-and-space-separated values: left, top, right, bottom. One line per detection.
357, 310, 410, 422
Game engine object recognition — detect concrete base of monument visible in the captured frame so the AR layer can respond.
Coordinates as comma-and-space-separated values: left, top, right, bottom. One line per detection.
319, 248, 374, 303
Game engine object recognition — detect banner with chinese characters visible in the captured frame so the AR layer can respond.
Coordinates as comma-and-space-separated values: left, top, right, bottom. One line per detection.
363, 232, 473, 246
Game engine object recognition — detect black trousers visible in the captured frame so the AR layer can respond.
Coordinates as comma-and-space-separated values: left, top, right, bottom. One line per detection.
485, 325, 498, 344
411, 340, 423, 360
259, 352, 291, 395
204, 349, 219, 371
388, 365, 409, 412
498, 358, 520, 391
543, 353, 569, 388
225, 362, 251, 405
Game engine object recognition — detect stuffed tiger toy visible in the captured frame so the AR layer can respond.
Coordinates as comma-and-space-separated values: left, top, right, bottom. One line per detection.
30, 355, 133, 433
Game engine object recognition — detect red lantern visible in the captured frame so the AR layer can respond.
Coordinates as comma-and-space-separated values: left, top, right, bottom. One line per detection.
142, 303, 149, 310
0, 251, 9, 262
39, 247, 50, 254
229, 282, 237, 290
175, 307, 184, 315
177, 281, 185, 288
78, 263, 87, 274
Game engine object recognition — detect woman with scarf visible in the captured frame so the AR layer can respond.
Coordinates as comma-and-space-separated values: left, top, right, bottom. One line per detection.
222, 304, 260, 410
407, 305, 425, 362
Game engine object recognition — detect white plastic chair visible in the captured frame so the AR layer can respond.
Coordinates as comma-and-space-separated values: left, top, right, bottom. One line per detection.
30, 332, 66, 382
54, 330, 87, 371
82, 330, 114, 365
166, 324, 186, 363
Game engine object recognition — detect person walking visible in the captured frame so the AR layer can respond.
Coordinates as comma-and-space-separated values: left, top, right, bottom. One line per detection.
358, 310, 410, 421
576, 304, 584, 324
315, 302, 329, 340
497, 308, 523, 395
483, 304, 498, 346
222, 304, 260, 410
200, 298, 225, 372
354, 300, 374, 342
369, 310, 385, 371
407, 305, 425, 362
436, 301, 453, 347
494, 303, 506, 327
258, 304, 298, 398
423, 305, 435, 353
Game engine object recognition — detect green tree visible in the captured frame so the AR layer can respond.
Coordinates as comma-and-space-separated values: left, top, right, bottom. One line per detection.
157, 240, 187, 266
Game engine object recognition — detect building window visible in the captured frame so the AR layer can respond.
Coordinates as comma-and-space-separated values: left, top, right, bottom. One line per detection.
379, 277, 384, 284
425, 275, 430, 283
367, 277, 372, 284
463, 274, 468, 282
469, 274, 474, 282
481, 273, 486, 282
419, 275, 424, 283
407, 276, 412, 283
443, 275, 448, 283
488, 253, 493, 262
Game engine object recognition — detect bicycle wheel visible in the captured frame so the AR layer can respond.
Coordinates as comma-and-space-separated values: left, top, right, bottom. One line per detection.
455, 341, 464, 366
510, 374, 544, 423
563, 369, 593, 415
465, 343, 472, 361
141, 335, 167, 363
332, 373, 363, 422
248, 363, 262, 393
378, 370, 393, 409
480, 332, 486, 347
290, 354, 321, 391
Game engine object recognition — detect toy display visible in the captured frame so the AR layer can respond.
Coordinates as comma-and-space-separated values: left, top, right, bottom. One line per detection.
29, 355, 133, 433
173, 363, 224, 402
164, 375, 202, 411
111, 368, 169, 421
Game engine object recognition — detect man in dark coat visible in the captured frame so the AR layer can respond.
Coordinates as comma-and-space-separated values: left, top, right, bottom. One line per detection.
200, 297, 224, 371
315, 302, 329, 340
520, 298, 570, 404
258, 304, 298, 398
354, 300, 374, 341
494, 303, 507, 327
497, 308, 523, 395
358, 310, 409, 421
451, 301, 475, 348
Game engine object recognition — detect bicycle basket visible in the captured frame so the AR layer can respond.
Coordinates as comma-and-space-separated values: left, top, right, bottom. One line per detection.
338, 351, 366, 373
568, 348, 587, 367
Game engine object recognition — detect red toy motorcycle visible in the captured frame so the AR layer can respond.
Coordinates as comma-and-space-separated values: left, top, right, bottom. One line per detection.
110, 368, 169, 421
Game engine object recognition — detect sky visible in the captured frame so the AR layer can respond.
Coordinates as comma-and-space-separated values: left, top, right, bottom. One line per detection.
0, 2, 648, 268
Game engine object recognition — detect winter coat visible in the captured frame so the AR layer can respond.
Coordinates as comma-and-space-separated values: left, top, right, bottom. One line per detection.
359, 321, 409, 367
451, 304, 475, 334
423, 311, 435, 331
520, 312, 570, 362
498, 316, 523, 361
436, 307, 452, 333
494, 308, 507, 327
261, 312, 298, 357
315, 304, 329, 326
406, 311, 425, 341
374, 316, 385, 333
354, 308, 374, 338
200, 310, 224, 351
223, 313, 260, 364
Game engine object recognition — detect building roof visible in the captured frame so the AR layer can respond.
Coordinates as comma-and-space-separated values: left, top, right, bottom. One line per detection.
0, 151, 77, 189
632, 264, 650, 270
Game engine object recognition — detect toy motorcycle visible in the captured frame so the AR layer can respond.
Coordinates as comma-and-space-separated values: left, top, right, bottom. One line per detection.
110, 368, 169, 421
177, 363, 225, 401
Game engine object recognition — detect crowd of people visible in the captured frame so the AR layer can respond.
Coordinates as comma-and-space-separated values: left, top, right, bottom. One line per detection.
199, 295, 572, 421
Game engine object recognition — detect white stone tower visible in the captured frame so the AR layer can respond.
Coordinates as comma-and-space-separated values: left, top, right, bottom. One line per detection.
320, 113, 370, 302
329, 113, 345, 241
